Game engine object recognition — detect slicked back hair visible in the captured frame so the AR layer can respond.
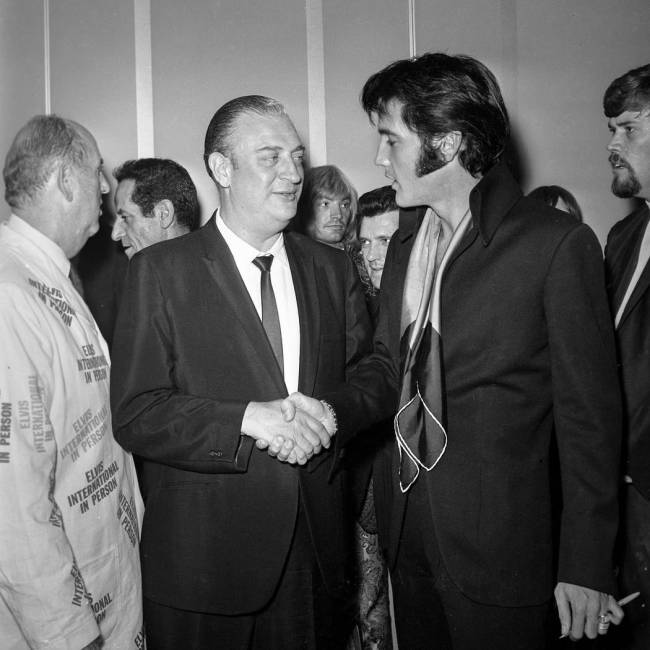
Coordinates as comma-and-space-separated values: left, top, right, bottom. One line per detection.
604, 63, 650, 118
4, 114, 93, 209
203, 95, 286, 179
114, 158, 201, 232
361, 52, 510, 178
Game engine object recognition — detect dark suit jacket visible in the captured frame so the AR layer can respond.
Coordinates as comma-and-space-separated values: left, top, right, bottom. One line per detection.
605, 202, 650, 501
110, 219, 372, 615
326, 163, 621, 607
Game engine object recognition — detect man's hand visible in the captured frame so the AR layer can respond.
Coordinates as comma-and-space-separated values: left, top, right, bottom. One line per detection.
243, 400, 332, 465
257, 393, 337, 464
281, 392, 336, 434
256, 435, 299, 464
555, 582, 621, 640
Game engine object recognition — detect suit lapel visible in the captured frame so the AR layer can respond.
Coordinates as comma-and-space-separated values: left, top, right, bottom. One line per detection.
285, 235, 320, 397
611, 207, 650, 325
621, 259, 650, 326
199, 221, 287, 396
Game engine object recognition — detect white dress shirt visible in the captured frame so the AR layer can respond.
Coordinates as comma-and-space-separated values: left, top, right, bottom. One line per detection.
216, 213, 300, 394
615, 201, 650, 328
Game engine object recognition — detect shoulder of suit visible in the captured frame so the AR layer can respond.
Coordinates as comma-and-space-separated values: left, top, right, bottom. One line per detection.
508, 195, 586, 237
133, 224, 206, 264
608, 202, 649, 239
285, 230, 349, 262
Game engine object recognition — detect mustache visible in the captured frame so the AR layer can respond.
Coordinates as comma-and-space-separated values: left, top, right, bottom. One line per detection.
609, 153, 630, 168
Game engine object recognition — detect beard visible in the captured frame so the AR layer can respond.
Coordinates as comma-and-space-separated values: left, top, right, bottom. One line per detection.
415, 137, 448, 177
610, 153, 642, 198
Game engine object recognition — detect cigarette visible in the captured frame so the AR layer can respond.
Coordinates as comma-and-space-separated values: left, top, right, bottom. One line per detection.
618, 591, 640, 607
558, 592, 642, 639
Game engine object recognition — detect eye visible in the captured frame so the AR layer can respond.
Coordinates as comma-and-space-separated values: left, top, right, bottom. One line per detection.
261, 154, 279, 166
318, 200, 330, 208
340, 200, 351, 211
360, 239, 370, 248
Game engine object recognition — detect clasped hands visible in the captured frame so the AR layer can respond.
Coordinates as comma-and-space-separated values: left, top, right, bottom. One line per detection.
242, 393, 335, 465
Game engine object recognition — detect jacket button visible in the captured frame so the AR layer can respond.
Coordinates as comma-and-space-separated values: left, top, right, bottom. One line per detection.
209, 450, 223, 458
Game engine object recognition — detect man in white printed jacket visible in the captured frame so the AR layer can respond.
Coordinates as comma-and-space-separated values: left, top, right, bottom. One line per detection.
0, 115, 144, 650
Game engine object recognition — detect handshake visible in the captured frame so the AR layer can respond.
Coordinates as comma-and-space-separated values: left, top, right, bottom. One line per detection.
242, 393, 337, 465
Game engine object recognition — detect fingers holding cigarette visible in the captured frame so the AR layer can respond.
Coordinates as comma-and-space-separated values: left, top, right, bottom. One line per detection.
559, 591, 639, 639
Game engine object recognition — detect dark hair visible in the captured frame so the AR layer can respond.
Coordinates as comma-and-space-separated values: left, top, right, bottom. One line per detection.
357, 185, 398, 218
203, 95, 285, 179
4, 114, 94, 209
528, 185, 583, 222
356, 185, 398, 238
604, 64, 650, 118
294, 165, 358, 243
361, 52, 509, 177
114, 158, 200, 232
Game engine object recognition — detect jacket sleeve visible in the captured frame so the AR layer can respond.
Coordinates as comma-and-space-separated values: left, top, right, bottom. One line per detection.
110, 252, 252, 474
0, 288, 100, 649
323, 239, 401, 447
545, 224, 622, 594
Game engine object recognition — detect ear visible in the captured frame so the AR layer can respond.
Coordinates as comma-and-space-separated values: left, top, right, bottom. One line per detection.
154, 199, 175, 230
56, 162, 75, 202
437, 131, 464, 162
208, 152, 233, 188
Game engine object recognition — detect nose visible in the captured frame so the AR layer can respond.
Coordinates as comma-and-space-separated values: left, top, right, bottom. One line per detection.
367, 241, 380, 261
607, 131, 622, 153
281, 155, 302, 184
375, 139, 389, 168
329, 203, 342, 218
100, 171, 110, 194
111, 219, 124, 242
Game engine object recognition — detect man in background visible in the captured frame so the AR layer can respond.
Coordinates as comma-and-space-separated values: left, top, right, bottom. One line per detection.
356, 185, 400, 298
111, 95, 371, 649
603, 62, 650, 650
0, 115, 143, 649
112, 157, 201, 258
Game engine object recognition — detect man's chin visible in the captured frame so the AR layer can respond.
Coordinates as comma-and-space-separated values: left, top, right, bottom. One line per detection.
612, 178, 641, 198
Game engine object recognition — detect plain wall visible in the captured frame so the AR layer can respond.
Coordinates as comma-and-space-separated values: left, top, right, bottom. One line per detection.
1, 0, 649, 243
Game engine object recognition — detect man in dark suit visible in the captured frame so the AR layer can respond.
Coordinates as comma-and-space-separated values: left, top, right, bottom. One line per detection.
603, 63, 650, 650
288, 53, 624, 649
110, 95, 372, 649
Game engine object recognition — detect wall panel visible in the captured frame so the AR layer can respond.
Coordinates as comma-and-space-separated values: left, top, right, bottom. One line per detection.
516, 0, 650, 243
151, 0, 310, 218
322, 0, 410, 195
50, 0, 138, 192
0, 0, 45, 213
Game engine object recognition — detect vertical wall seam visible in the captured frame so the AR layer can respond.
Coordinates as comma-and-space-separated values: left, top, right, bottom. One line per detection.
408, 0, 416, 57
43, 0, 51, 113
500, 0, 518, 114
134, 0, 155, 157
305, 0, 327, 166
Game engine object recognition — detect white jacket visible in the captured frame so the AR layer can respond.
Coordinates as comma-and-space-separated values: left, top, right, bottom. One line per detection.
0, 216, 144, 649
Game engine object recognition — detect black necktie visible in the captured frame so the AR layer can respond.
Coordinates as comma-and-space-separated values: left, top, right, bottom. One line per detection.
253, 255, 284, 373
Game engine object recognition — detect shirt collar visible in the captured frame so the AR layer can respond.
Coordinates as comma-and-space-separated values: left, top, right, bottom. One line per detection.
6, 214, 71, 277
216, 210, 288, 267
